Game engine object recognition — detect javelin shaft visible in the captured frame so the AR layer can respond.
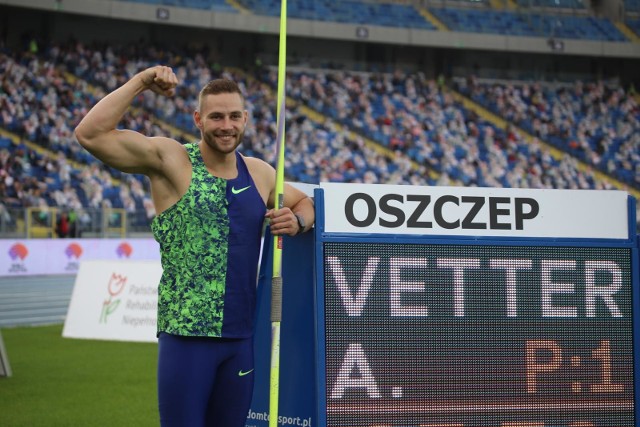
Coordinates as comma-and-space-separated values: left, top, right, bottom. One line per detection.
270, 1, 287, 427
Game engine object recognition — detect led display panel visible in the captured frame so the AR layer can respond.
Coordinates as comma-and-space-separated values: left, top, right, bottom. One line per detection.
322, 242, 634, 427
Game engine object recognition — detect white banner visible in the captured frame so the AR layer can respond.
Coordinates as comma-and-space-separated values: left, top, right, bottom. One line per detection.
0, 238, 160, 277
320, 183, 630, 239
62, 260, 161, 343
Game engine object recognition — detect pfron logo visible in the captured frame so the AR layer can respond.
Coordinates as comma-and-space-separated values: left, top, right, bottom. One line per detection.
64, 243, 83, 272
7, 243, 28, 273
116, 242, 133, 258
65, 243, 83, 259
100, 273, 127, 323
9, 243, 28, 260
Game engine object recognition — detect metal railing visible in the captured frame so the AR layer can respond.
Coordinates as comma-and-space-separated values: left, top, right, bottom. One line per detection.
0, 207, 152, 239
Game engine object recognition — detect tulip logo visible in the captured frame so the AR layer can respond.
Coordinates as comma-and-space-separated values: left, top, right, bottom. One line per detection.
116, 242, 133, 258
100, 273, 127, 323
7, 243, 28, 273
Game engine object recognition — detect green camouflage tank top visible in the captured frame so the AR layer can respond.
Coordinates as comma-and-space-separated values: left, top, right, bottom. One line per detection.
151, 143, 265, 337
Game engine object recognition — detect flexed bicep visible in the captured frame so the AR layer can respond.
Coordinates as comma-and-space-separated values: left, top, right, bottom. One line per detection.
74, 65, 179, 175
79, 129, 169, 174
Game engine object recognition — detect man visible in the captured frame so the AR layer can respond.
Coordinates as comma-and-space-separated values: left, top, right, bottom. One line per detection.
55, 210, 70, 238
74, 66, 314, 427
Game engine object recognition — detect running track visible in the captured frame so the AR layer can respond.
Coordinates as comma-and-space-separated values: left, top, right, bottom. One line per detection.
0, 275, 75, 328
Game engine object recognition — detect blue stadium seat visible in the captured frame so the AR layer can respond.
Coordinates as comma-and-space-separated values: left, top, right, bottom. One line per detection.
625, 0, 640, 13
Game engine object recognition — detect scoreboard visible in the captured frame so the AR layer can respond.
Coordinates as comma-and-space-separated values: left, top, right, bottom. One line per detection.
315, 183, 639, 427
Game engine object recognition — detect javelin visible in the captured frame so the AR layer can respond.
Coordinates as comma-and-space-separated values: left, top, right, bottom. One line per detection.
270, 0, 287, 426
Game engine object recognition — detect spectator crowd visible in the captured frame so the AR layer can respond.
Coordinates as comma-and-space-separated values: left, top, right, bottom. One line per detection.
1, 40, 638, 234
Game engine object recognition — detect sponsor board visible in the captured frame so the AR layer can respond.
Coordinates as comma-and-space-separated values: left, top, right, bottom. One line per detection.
0, 238, 160, 277
63, 260, 161, 342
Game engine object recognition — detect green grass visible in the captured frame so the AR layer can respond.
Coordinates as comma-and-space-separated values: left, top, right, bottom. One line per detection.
0, 324, 159, 427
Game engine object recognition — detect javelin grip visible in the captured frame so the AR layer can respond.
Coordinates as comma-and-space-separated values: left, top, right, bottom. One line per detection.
271, 277, 283, 322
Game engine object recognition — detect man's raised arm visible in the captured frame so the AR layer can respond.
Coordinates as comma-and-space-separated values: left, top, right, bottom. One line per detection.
74, 66, 178, 174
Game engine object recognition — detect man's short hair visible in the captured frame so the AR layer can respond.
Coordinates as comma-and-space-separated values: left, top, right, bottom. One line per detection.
198, 79, 244, 110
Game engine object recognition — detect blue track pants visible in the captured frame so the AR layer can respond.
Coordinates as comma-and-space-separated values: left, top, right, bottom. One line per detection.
158, 333, 254, 427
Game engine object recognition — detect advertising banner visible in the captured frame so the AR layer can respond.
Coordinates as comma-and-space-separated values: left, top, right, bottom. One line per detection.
62, 260, 161, 342
0, 238, 160, 277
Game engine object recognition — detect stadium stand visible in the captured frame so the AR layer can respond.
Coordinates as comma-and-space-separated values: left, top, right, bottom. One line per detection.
2, 41, 638, 233
116, 0, 238, 13
429, 7, 627, 40
236, 0, 437, 29
0, 44, 434, 232
113, 0, 631, 40
516, 0, 586, 9
628, 17, 640, 31
626, 0, 640, 13
456, 79, 640, 189
267, 68, 638, 191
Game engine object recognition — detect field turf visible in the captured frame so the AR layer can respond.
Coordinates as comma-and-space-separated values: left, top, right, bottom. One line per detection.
0, 324, 158, 426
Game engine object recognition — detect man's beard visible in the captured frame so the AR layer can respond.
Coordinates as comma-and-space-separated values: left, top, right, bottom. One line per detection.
202, 129, 244, 154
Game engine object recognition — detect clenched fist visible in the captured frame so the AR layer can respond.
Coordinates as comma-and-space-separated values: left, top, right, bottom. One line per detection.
138, 65, 178, 97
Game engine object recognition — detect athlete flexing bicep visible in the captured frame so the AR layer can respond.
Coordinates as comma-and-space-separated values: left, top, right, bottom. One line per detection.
76, 66, 315, 427
74, 66, 190, 215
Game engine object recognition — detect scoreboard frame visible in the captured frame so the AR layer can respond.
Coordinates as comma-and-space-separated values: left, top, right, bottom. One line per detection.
313, 183, 640, 427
